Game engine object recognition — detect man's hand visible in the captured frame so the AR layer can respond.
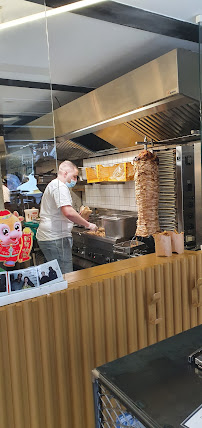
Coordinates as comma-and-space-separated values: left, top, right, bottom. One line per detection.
88, 223, 98, 232
61, 205, 99, 232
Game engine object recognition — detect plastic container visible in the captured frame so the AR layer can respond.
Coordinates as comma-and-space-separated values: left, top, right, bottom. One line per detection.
24, 208, 39, 222
108, 162, 134, 182
96, 164, 109, 182
86, 162, 134, 183
116, 412, 146, 427
85, 167, 99, 183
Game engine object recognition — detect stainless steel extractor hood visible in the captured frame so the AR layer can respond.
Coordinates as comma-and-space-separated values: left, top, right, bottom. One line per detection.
4, 48, 200, 152
64, 48, 200, 143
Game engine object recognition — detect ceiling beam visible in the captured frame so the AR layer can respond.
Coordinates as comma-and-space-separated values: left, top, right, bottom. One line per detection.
0, 78, 95, 93
25, 0, 199, 43
74, 1, 199, 43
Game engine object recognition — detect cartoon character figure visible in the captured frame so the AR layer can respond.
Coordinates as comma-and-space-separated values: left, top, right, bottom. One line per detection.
0, 210, 33, 267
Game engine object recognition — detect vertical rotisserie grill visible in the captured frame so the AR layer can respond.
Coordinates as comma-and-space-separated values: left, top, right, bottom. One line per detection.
134, 150, 160, 237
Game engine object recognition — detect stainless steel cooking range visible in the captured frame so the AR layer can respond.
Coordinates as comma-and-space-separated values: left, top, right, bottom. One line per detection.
72, 210, 147, 269
72, 228, 149, 270
72, 228, 120, 269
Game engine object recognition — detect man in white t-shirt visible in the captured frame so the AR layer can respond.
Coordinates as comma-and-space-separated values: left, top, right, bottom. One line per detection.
37, 160, 97, 273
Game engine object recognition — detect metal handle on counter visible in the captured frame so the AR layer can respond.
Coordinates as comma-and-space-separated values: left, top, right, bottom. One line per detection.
192, 278, 202, 307
148, 291, 163, 325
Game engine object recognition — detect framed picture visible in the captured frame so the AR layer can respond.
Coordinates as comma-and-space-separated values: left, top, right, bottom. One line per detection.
8, 267, 39, 293
0, 272, 8, 294
0, 261, 66, 306
37, 259, 63, 286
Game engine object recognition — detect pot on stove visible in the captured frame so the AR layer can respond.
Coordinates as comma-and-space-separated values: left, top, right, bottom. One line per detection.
101, 215, 137, 239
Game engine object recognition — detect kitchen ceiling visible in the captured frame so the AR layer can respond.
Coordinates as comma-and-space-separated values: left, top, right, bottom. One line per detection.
0, 0, 201, 152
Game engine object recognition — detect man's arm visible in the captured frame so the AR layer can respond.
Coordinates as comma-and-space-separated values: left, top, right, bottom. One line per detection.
61, 205, 98, 231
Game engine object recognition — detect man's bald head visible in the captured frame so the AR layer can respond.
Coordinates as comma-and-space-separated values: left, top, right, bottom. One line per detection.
58, 160, 78, 184
58, 161, 78, 174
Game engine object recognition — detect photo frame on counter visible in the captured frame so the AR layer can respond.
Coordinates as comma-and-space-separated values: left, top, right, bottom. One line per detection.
37, 259, 63, 286
0, 272, 8, 294
0, 260, 67, 306
8, 267, 39, 293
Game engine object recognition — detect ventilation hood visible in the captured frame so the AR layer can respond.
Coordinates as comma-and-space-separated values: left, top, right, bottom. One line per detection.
4, 48, 200, 155
55, 48, 200, 144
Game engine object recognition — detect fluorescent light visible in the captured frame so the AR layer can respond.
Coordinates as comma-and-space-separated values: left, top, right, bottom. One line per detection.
0, 0, 107, 30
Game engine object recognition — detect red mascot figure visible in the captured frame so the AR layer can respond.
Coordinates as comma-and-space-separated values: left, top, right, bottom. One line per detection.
0, 210, 33, 267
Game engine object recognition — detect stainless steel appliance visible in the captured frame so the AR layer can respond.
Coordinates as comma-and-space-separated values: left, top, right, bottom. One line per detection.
176, 142, 202, 248
72, 228, 149, 269
100, 215, 137, 239
157, 142, 202, 249
53, 48, 200, 145
13, 48, 200, 152
113, 239, 148, 259
72, 209, 141, 269
72, 207, 155, 269
72, 227, 118, 268
155, 142, 202, 249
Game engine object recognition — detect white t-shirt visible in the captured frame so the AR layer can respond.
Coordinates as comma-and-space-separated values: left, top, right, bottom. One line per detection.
36, 178, 73, 241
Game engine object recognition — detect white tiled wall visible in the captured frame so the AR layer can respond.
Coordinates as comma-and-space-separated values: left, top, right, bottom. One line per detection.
83, 150, 140, 212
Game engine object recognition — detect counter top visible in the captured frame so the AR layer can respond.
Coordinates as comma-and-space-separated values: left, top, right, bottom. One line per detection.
64, 250, 198, 288
95, 324, 202, 428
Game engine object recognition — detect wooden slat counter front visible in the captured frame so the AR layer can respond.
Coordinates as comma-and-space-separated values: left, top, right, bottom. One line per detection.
1, 251, 202, 428
65, 251, 196, 287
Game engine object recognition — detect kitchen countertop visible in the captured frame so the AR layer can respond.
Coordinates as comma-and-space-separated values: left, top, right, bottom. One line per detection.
64, 250, 199, 288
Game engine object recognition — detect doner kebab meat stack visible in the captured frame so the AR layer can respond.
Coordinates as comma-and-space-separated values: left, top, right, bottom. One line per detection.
134, 150, 160, 237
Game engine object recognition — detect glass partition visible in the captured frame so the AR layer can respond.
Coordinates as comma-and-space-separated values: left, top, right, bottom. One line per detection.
0, 0, 57, 277
1, 2, 202, 282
